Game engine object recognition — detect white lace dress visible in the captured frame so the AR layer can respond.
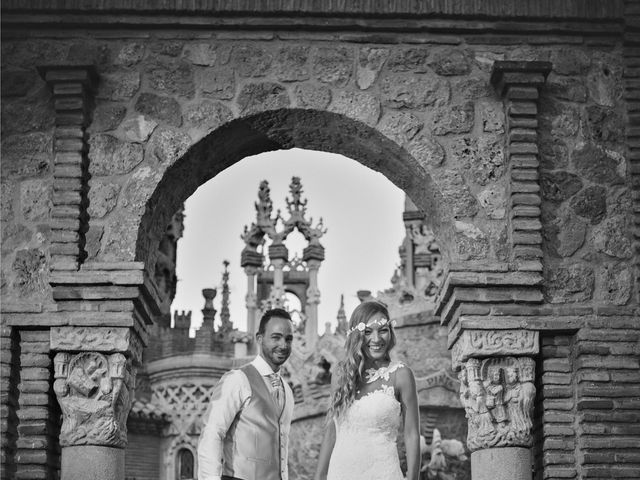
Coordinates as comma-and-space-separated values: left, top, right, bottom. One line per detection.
327, 362, 405, 480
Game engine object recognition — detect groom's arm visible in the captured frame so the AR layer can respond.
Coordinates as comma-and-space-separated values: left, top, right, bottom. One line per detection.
197, 370, 250, 480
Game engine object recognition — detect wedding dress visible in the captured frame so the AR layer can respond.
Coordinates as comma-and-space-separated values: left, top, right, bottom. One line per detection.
327, 362, 405, 480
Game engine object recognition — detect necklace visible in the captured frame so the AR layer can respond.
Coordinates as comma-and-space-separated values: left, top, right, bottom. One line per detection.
364, 362, 399, 383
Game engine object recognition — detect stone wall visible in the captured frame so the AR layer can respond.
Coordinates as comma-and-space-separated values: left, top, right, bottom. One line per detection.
1, 2, 638, 479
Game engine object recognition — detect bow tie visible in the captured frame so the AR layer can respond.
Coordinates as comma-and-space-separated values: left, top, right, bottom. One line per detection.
268, 373, 282, 389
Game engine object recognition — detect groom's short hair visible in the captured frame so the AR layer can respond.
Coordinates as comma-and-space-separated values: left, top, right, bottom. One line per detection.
257, 308, 292, 336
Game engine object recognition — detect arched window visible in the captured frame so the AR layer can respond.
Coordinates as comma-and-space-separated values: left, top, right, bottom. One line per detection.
177, 448, 194, 480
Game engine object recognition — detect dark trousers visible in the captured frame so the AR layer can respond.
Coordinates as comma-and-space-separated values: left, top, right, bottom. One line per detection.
221, 476, 244, 480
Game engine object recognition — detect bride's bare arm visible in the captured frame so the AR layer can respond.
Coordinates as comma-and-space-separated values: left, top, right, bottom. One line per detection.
397, 366, 421, 480
314, 419, 336, 480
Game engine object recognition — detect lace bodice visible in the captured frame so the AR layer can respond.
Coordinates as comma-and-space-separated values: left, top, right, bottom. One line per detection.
327, 362, 405, 480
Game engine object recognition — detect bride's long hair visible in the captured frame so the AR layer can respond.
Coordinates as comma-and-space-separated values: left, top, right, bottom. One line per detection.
327, 301, 396, 421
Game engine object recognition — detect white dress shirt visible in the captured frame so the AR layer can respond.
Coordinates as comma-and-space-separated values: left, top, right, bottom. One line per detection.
197, 355, 292, 480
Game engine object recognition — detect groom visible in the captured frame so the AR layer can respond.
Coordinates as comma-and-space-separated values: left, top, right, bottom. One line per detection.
198, 308, 295, 480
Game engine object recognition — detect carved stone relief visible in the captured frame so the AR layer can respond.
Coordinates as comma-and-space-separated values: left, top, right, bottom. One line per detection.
458, 356, 535, 451
51, 326, 144, 364
53, 352, 134, 447
451, 329, 539, 369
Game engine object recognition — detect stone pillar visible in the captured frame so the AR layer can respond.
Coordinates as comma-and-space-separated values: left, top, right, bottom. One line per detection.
244, 266, 259, 337
241, 246, 263, 353
195, 288, 216, 352
268, 243, 289, 308
38, 65, 97, 271
303, 244, 325, 347
50, 327, 141, 480
434, 61, 551, 480
454, 331, 538, 480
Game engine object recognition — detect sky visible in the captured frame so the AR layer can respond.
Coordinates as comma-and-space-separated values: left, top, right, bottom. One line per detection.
171, 148, 406, 335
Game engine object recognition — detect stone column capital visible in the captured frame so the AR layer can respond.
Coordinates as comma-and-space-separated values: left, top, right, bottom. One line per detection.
451, 329, 539, 370
53, 351, 134, 448
51, 326, 144, 364
459, 355, 536, 452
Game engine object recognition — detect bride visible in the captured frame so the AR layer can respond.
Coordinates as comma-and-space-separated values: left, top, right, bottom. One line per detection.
314, 301, 421, 480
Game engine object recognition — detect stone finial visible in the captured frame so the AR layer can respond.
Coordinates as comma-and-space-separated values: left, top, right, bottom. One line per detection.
459, 356, 536, 452
53, 352, 133, 448
336, 294, 348, 335
219, 260, 233, 335
201, 288, 217, 328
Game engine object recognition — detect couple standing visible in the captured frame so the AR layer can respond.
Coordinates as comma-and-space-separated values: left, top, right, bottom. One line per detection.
198, 302, 421, 480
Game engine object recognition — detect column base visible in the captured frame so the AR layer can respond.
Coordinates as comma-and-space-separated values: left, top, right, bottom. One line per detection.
62, 445, 124, 480
471, 447, 532, 480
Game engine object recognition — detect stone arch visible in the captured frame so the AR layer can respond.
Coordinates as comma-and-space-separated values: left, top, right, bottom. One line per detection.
129, 108, 460, 275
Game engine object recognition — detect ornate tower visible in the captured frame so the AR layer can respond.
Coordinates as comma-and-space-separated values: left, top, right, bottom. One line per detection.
241, 177, 326, 348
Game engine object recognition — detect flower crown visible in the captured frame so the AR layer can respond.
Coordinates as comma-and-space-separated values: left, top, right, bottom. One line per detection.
347, 317, 397, 336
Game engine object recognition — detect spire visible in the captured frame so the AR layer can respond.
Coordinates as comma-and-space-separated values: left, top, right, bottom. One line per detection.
220, 260, 232, 335
335, 294, 347, 335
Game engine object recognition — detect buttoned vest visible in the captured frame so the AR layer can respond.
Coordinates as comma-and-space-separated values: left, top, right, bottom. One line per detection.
221, 364, 288, 480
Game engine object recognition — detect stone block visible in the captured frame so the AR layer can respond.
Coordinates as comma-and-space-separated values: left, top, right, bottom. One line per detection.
377, 111, 422, 145
312, 47, 353, 87
592, 216, 633, 259
18, 380, 50, 393
200, 67, 236, 100
121, 115, 158, 143
134, 93, 182, 127
293, 83, 331, 109
91, 103, 126, 132
430, 48, 471, 76
183, 43, 217, 66
237, 82, 290, 116
572, 143, 624, 185
380, 72, 448, 109
274, 46, 310, 82
184, 100, 233, 131
144, 127, 191, 168
15, 466, 48, 480
1, 70, 36, 97
433, 102, 474, 135
230, 44, 273, 77
114, 43, 144, 66
87, 181, 120, 219
540, 171, 583, 202
569, 185, 607, 224
145, 59, 195, 98
544, 263, 595, 304
19, 356, 50, 369
328, 90, 380, 127
1, 133, 52, 178
15, 405, 49, 421
88, 134, 143, 176
97, 70, 140, 100
387, 47, 430, 73
20, 180, 52, 223
576, 355, 639, 370
357, 47, 389, 89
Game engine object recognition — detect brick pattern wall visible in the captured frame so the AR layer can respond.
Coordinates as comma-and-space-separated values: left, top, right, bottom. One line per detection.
535, 324, 640, 480
0, 326, 20, 479
534, 333, 577, 480
125, 433, 162, 480
15, 330, 60, 480
574, 315, 640, 478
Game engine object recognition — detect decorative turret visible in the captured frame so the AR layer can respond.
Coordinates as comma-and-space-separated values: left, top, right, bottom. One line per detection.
219, 260, 233, 338
195, 289, 216, 353
173, 310, 192, 332
241, 176, 327, 348
335, 294, 348, 336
